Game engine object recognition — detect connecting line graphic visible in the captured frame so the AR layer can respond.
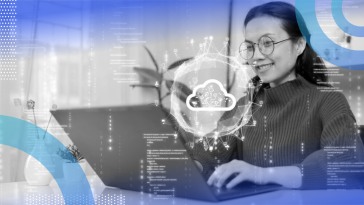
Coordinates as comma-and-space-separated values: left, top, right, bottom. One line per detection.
169, 36, 260, 153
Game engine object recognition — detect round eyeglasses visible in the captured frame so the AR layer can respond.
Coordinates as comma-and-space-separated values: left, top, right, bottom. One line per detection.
239, 36, 295, 60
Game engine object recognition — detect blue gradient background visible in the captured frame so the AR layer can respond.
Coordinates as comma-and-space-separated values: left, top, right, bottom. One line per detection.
3, 0, 363, 204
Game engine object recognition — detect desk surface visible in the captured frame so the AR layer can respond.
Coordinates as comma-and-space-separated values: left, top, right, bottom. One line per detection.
0, 175, 363, 205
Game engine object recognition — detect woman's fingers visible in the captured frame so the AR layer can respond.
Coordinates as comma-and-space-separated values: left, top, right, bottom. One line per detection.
207, 160, 251, 188
215, 170, 236, 188
207, 168, 222, 185
207, 165, 227, 186
226, 173, 246, 189
207, 172, 216, 186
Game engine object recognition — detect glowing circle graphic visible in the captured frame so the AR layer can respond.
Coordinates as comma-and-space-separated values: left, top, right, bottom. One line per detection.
170, 38, 257, 151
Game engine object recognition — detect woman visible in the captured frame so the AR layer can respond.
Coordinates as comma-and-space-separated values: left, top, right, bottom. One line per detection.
192, 1, 364, 190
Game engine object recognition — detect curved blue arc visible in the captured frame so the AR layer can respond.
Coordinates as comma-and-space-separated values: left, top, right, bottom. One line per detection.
331, 0, 364, 37
295, 0, 364, 70
0, 115, 95, 205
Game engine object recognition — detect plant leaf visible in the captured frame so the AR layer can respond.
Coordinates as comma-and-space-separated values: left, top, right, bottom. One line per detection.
173, 81, 193, 103
144, 46, 159, 73
180, 111, 191, 126
130, 84, 157, 89
161, 92, 171, 101
170, 81, 202, 107
165, 80, 174, 91
167, 57, 193, 70
134, 67, 162, 83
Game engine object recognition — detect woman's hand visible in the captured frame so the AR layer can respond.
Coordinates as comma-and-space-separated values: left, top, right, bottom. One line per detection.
207, 159, 266, 189
207, 160, 303, 189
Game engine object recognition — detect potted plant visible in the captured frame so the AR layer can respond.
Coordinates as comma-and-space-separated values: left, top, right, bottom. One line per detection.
57, 144, 86, 183
131, 46, 195, 126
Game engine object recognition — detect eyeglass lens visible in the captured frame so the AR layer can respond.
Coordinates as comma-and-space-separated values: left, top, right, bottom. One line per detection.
240, 36, 274, 60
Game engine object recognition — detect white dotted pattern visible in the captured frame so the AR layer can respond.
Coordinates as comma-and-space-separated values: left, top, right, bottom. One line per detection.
0, 0, 17, 81
25, 194, 125, 205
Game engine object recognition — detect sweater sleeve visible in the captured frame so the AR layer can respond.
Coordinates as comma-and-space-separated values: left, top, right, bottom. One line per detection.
296, 92, 364, 189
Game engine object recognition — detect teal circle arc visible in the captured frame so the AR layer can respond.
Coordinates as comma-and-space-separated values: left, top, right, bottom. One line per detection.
0, 115, 95, 205
331, 0, 364, 37
295, 0, 364, 70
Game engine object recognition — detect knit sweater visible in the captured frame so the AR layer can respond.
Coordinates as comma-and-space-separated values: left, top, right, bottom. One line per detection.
190, 74, 364, 189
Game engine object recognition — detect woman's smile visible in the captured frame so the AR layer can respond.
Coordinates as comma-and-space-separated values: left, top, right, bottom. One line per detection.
255, 63, 274, 73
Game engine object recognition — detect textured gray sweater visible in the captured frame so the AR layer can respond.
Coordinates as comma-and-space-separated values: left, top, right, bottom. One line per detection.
191, 75, 364, 189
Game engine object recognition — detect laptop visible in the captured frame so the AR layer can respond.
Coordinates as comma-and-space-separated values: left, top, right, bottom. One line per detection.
51, 104, 281, 201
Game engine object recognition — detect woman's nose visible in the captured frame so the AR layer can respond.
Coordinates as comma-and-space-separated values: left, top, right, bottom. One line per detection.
252, 45, 266, 60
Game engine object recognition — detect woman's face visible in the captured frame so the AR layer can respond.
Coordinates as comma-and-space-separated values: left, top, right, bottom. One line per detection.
245, 16, 303, 87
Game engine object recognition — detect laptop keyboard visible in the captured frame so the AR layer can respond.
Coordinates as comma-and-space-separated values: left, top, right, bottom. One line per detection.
210, 183, 282, 200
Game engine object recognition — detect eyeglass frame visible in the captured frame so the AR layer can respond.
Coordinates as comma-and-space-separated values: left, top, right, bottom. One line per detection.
239, 36, 297, 60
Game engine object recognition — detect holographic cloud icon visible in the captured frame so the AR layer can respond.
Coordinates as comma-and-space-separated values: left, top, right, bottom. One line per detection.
186, 79, 236, 111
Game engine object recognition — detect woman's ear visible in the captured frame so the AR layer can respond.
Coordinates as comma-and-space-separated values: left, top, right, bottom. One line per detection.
296, 37, 306, 56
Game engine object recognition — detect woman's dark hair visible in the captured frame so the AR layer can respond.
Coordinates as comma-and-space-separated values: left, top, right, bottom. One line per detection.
244, 1, 329, 86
